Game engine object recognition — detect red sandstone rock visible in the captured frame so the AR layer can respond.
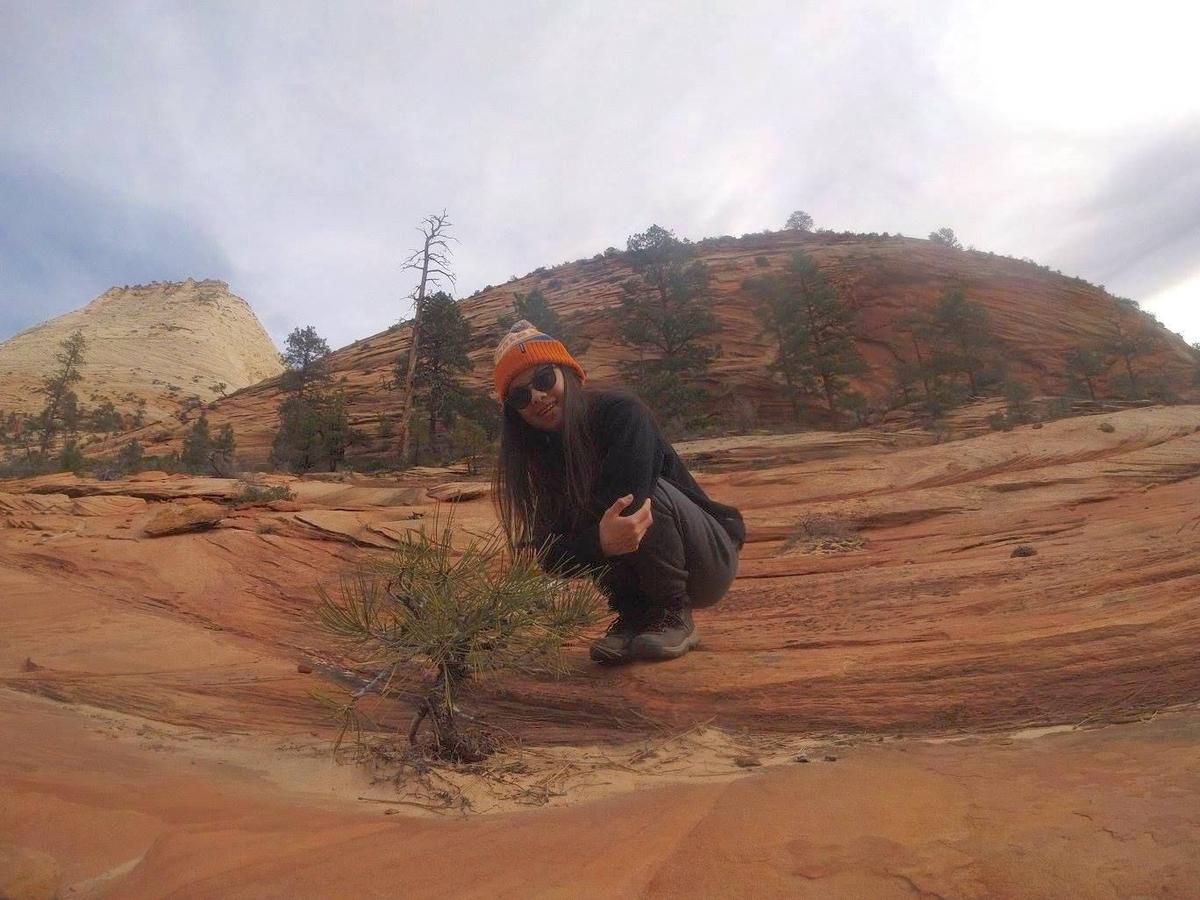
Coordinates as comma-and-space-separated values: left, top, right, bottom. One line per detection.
142, 501, 225, 537
7, 473, 243, 502
426, 481, 491, 503
3, 403, 1199, 894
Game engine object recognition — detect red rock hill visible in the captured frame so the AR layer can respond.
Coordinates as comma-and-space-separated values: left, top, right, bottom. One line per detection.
144, 233, 1199, 465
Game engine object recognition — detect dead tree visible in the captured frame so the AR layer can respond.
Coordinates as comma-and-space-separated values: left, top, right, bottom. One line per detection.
396, 212, 456, 464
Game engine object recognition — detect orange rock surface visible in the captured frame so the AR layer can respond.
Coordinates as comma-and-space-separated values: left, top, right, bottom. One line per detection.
2, 404, 1198, 895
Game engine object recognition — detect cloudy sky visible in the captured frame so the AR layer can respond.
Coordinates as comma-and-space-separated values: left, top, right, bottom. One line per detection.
2, 1, 1198, 350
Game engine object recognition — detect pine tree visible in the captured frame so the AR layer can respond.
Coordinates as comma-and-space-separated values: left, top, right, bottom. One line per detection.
1003, 380, 1034, 423
88, 400, 124, 434
206, 423, 237, 476
316, 517, 603, 761
319, 391, 355, 471
182, 411, 213, 473
59, 440, 85, 473
272, 325, 357, 472
215, 424, 236, 454
1065, 347, 1105, 401
402, 291, 473, 463
271, 397, 321, 472
497, 288, 561, 336
396, 212, 455, 464
785, 210, 814, 232
115, 439, 144, 474
449, 418, 488, 475
38, 330, 87, 454
930, 287, 994, 396
743, 269, 802, 421
270, 392, 354, 473
1100, 298, 1158, 399
743, 251, 865, 418
280, 326, 332, 398
895, 310, 938, 401
495, 288, 586, 354
929, 227, 962, 249
615, 225, 720, 431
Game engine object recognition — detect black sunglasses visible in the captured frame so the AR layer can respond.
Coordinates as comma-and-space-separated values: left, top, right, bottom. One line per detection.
507, 365, 558, 410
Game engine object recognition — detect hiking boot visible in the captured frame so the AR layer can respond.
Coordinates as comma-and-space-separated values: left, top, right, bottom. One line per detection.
589, 612, 645, 664
630, 607, 698, 661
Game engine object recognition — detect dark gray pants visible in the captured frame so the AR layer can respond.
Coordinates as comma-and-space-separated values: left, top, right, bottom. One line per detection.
597, 478, 739, 616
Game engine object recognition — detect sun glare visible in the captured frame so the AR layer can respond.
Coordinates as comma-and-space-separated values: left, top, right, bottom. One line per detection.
940, 3, 1200, 134
1143, 272, 1200, 344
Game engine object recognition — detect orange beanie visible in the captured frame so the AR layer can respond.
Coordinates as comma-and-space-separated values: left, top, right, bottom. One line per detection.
493, 320, 586, 402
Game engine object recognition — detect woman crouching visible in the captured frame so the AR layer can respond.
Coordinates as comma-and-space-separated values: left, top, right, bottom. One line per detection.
492, 320, 745, 663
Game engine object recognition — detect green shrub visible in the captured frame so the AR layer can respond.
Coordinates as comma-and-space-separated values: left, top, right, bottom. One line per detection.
95, 439, 146, 481
1002, 380, 1034, 423
449, 418, 490, 475
0, 455, 56, 479
59, 442, 86, 473
316, 518, 603, 761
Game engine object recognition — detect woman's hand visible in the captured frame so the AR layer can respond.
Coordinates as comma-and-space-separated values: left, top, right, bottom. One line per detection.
599, 495, 652, 556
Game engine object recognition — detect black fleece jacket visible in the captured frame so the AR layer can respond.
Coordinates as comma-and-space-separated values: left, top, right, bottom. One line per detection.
531, 390, 746, 571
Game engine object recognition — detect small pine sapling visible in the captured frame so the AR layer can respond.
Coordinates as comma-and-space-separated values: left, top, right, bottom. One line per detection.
317, 515, 604, 762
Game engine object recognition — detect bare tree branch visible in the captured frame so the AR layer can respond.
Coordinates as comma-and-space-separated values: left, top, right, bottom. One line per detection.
396, 211, 455, 462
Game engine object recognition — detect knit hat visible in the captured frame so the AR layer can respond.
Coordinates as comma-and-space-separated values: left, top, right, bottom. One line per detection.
493, 319, 586, 402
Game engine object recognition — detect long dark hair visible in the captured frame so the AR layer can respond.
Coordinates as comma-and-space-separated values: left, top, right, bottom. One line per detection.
494, 367, 598, 550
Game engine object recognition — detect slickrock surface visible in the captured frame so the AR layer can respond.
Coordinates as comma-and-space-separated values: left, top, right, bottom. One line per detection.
141, 500, 225, 537
0, 279, 281, 427
2, 405, 1198, 896
2, 693, 1196, 899
133, 234, 1198, 466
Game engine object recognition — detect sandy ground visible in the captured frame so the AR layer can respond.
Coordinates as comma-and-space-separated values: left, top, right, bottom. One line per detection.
2, 405, 1200, 897
3, 691, 1197, 898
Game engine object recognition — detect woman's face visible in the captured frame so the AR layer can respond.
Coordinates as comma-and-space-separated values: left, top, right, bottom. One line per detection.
508, 364, 565, 431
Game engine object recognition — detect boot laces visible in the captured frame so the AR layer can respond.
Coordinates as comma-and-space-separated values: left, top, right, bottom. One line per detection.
646, 607, 687, 633
605, 613, 638, 636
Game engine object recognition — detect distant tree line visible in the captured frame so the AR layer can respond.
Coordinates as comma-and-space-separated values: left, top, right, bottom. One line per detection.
0, 328, 240, 479
5, 214, 1192, 480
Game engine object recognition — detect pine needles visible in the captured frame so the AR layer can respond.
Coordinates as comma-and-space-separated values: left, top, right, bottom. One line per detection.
316, 510, 605, 761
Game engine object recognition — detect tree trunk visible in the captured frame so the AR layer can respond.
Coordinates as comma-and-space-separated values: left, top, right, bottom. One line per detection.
396, 214, 454, 464
37, 396, 61, 455
801, 295, 833, 412
1123, 355, 1138, 398
785, 371, 800, 422
773, 322, 801, 423
912, 338, 931, 398
407, 666, 476, 760
428, 406, 437, 462
396, 237, 431, 464
959, 336, 978, 395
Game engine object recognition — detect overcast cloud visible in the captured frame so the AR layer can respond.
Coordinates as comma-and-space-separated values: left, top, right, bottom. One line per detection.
2, 0, 1198, 349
